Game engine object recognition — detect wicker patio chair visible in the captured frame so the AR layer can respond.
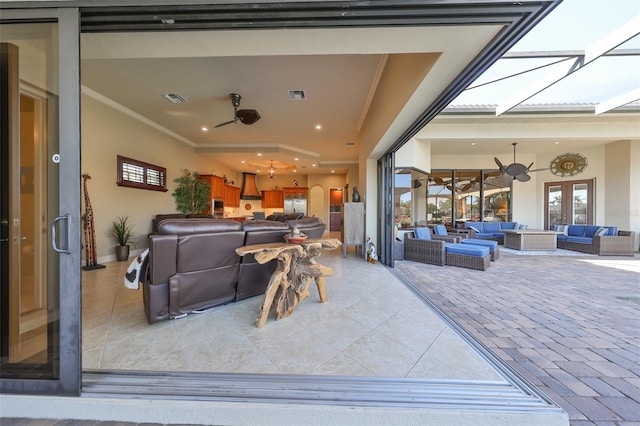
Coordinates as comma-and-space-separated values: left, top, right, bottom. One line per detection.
403, 231, 447, 266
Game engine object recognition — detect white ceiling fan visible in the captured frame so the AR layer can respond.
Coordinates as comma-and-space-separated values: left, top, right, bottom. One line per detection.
494, 142, 547, 182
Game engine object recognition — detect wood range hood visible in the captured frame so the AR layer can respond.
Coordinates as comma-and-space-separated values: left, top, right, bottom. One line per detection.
240, 172, 262, 200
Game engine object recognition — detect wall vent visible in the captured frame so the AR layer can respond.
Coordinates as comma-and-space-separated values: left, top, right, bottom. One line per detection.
288, 90, 306, 100
162, 93, 187, 103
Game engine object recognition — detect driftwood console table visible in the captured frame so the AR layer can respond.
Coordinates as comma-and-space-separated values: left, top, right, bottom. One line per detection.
236, 238, 342, 327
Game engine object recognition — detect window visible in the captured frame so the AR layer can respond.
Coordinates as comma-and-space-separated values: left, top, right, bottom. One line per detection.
116, 155, 167, 192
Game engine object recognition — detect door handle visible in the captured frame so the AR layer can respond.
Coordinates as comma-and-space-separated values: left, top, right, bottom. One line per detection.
51, 214, 70, 254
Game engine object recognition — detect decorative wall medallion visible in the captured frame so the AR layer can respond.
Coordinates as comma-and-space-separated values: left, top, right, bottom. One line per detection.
550, 152, 588, 177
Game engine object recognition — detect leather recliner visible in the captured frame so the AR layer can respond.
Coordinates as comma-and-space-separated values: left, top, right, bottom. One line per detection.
143, 217, 327, 324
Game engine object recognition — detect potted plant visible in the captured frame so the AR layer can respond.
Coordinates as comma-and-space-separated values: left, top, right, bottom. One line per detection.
111, 216, 135, 261
171, 169, 211, 214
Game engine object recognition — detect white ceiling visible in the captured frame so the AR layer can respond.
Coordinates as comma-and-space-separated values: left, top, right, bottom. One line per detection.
80, 25, 502, 176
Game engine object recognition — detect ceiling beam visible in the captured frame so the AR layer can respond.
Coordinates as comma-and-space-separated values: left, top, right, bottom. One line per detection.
595, 88, 640, 115
496, 16, 640, 116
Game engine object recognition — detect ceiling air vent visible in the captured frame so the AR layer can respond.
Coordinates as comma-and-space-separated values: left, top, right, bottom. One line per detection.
162, 93, 187, 103
288, 90, 306, 101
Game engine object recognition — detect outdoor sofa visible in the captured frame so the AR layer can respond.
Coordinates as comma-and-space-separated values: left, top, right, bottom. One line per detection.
459, 221, 523, 244
554, 224, 636, 256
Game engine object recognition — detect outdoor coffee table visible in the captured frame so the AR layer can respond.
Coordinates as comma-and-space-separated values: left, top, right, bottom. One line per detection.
503, 229, 559, 251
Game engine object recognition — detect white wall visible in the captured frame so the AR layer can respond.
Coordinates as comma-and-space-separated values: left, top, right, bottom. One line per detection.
82, 94, 348, 262
82, 94, 237, 262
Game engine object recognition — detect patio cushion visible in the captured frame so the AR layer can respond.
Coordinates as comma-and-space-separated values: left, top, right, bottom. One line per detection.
475, 232, 496, 239
567, 225, 586, 237
483, 222, 501, 232
461, 239, 498, 249
414, 227, 431, 240
446, 244, 490, 258
556, 234, 568, 242
566, 236, 592, 244
434, 224, 448, 235
594, 227, 609, 237
585, 225, 601, 237
466, 224, 482, 232
500, 222, 517, 230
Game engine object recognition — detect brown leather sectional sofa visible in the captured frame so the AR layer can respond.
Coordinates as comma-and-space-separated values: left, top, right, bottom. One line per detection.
143, 216, 326, 323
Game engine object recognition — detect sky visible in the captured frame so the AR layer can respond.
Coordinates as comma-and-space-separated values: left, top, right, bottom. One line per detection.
450, 0, 640, 107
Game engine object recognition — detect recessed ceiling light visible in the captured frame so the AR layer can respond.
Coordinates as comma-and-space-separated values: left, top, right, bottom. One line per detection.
256, 169, 261, 173
201, 127, 208, 132
471, 142, 476, 146
257, 153, 262, 156
293, 169, 297, 173
294, 157, 299, 161
241, 160, 245, 164
554, 141, 560, 145
312, 164, 317, 167
331, 170, 335, 173
315, 124, 322, 130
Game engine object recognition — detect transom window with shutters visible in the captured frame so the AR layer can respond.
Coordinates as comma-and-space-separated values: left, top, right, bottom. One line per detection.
116, 155, 168, 192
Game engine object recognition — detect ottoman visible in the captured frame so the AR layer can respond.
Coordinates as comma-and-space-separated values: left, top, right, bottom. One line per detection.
445, 244, 491, 271
461, 239, 500, 261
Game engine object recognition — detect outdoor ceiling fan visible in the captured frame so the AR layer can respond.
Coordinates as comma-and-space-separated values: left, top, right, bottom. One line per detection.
494, 142, 547, 182
214, 93, 261, 128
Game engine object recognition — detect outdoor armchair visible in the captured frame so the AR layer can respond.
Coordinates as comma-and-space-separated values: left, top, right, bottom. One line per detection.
403, 231, 447, 266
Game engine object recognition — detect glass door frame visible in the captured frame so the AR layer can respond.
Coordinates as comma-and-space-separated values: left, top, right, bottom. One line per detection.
0, 7, 82, 396
544, 179, 594, 229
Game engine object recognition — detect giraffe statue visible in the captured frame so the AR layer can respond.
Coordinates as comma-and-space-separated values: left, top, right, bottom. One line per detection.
82, 173, 101, 269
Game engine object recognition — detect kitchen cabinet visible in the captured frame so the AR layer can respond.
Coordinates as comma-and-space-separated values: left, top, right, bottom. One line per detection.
224, 184, 240, 208
261, 190, 284, 208
199, 174, 225, 200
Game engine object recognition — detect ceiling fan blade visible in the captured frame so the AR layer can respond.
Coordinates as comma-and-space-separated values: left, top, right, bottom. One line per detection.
214, 119, 236, 128
505, 162, 528, 176
237, 109, 261, 125
494, 157, 506, 172
528, 167, 549, 173
515, 173, 531, 182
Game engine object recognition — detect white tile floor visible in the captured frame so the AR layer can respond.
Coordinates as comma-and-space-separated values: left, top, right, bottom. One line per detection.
82, 246, 501, 381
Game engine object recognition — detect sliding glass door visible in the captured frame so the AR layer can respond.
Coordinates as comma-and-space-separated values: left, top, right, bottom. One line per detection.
1, 8, 81, 395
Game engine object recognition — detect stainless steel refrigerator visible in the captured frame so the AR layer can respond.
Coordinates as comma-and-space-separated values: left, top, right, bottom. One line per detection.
284, 192, 307, 215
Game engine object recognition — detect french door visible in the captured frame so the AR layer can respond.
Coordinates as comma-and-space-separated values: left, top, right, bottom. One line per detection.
545, 179, 594, 229
0, 8, 81, 395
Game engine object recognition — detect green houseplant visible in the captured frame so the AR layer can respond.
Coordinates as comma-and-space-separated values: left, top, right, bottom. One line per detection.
111, 216, 135, 261
171, 169, 211, 214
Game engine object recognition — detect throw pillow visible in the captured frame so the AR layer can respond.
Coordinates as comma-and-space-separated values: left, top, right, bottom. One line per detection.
594, 227, 609, 237
434, 224, 448, 235
414, 227, 431, 240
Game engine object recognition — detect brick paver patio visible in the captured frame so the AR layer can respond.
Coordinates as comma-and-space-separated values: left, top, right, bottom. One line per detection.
394, 250, 640, 426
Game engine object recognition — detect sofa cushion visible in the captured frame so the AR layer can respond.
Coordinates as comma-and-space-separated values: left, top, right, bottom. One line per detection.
593, 227, 609, 237
500, 222, 517, 230
475, 232, 496, 239
553, 224, 569, 235
566, 236, 592, 244
446, 244, 490, 258
557, 234, 568, 242
158, 219, 242, 235
414, 227, 431, 240
465, 222, 483, 232
483, 222, 501, 232
567, 225, 586, 237
434, 224, 448, 235
585, 225, 601, 237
